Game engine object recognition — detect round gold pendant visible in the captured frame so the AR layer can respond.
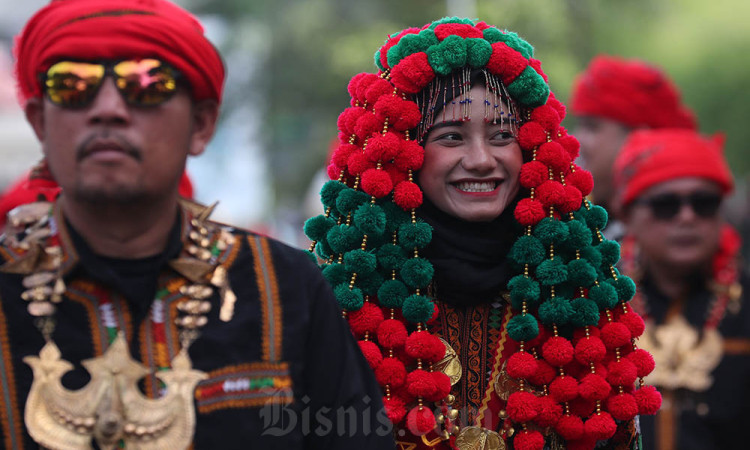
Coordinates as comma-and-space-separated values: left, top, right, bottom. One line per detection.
455, 426, 506, 450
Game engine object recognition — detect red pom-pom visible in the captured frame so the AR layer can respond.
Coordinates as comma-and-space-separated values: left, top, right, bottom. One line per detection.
327, 163, 345, 181
434, 23, 484, 40
542, 336, 575, 367
555, 414, 584, 440
528, 58, 548, 82
513, 429, 545, 450
514, 198, 546, 226
383, 395, 407, 424
383, 163, 408, 186
358, 340, 383, 369
377, 28, 421, 70
606, 393, 638, 421
536, 142, 571, 173
556, 135, 580, 160
536, 180, 566, 209
406, 369, 438, 398
377, 319, 408, 349
348, 73, 368, 99
365, 77, 393, 106
354, 73, 380, 105
569, 397, 596, 417
600, 322, 632, 349
519, 160, 549, 189
549, 375, 578, 402
526, 322, 550, 348
393, 139, 424, 171
354, 112, 384, 138
507, 351, 538, 380
405, 331, 445, 363
348, 302, 385, 337
583, 412, 617, 441
528, 358, 557, 386
374, 96, 421, 131
365, 131, 401, 162
566, 168, 594, 197
394, 181, 423, 210
635, 385, 662, 415
567, 438, 597, 450
507, 391, 540, 423
517, 122, 548, 151
559, 185, 584, 214
618, 312, 646, 338
546, 93, 566, 120
606, 359, 638, 387
487, 42, 529, 85
338, 107, 367, 136
534, 395, 563, 427
361, 168, 393, 198
332, 143, 359, 167
347, 151, 376, 176
426, 371, 452, 402
579, 373, 611, 401
390, 52, 435, 94
626, 348, 656, 377
375, 357, 407, 388
574, 336, 606, 365
530, 105, 561, 132
405, 406, 436, 436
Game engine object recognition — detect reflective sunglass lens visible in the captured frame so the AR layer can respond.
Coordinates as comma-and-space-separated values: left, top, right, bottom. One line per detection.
45, 61, 105, 107
113, 59, 178, 106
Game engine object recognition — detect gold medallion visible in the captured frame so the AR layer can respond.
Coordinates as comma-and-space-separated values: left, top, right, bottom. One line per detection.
493, 362, 519, 401
455, 426, 506, 450
433, 338, 462, 386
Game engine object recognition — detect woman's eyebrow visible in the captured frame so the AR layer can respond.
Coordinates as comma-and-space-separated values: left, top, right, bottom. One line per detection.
429, 120, 464, 131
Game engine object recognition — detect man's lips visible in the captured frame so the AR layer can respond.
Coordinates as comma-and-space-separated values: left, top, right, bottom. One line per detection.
77, 137, 141, 162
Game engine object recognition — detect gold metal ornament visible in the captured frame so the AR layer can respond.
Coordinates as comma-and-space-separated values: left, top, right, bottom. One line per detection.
455, 426, 506, 450
24, 333, 206, 450
493, 363, 520, 401
433, 338, 461, 386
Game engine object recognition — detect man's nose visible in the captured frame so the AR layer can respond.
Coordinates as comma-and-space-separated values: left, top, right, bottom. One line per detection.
86, 77, 131, 125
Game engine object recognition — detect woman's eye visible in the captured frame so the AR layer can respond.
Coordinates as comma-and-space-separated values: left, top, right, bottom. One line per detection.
491, 130, 515, 142
433, 132, 462, 142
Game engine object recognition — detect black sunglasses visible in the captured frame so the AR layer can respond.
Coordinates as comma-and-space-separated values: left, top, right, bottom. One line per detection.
633, 191, 722, 221
40, 59, 182, 108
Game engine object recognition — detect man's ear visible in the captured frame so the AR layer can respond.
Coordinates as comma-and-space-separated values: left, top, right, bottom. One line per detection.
24, 98, 46, 143
188, 99, 220, 157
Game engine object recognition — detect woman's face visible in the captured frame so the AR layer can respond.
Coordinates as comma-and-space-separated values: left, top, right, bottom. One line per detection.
418, 84, 522, 222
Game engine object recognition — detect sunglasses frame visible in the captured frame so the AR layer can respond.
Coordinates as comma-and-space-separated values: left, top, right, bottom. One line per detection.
633, 191, 723, 221
40, 59, 184, 109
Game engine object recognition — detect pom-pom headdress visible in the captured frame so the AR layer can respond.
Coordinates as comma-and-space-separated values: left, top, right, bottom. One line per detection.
305, 17, 658, 449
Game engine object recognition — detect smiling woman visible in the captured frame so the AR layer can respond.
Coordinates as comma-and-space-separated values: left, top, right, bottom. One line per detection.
305, 17, 659, 450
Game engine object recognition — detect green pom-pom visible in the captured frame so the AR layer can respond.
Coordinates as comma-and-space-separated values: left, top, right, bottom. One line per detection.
589, 282, 619, 310
402, 294, 435, 323
358, 271, 385, 296
570, 297, 600, 327
533, 217, 569, 246
321, 180, 346, 209
304, 214, 335, 242
322, 263, 349, 286
343, 249, 377, 275
315, 240, 332, 260
397, 221, 432, 249
377, 243, 407, 270
482, 27, 505, 44
507, 66, 549, 108
334, 284, 364, 311
580, 245, 602, 269
465, 38, 492, 67
612, 276, 636, 302
387, 29, 439, 68
353, 204, 387, 237
380, 200, 410, 233
429, 16, 475, 28
326, 224, 363, 254
377, 279, 409, 308
567, 259, 597, 288
538, 296, 573, 325
509, 235, 546, 266
400, 258, 434, 289
507, 314, 539, 341
336, 188, 369, 216
597, 240, 621, 265
426, 35, 468, 76
508, 275, 541, 309
586, 205, 608, 230
536, 257, 568, 286
564, 219, 593, 250
503, 31, 533, 59
374, 49, 384, 71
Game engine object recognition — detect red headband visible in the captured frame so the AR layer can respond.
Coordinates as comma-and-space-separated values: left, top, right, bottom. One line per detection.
14, 0, 225, 106
614, 129, 733, 206
571, 55, 696, 130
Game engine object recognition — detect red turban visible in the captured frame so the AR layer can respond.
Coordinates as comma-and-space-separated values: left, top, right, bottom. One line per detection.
571, 55, 696, 130
14, 0, 225, 106
614, 129, 733, 207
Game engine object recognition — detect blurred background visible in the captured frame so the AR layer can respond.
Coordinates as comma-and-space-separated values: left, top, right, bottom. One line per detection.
1, 0, 748, 249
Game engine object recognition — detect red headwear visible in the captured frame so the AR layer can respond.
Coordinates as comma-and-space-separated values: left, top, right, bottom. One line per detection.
614, 129, 733, 206
571, 55, 696, 130
14, 0, 225, 106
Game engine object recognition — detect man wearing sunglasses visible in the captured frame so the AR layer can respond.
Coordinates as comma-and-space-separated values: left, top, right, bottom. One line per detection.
614, 129, 750, 450
0, 1, 393, 449
570, 55, 696, 240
